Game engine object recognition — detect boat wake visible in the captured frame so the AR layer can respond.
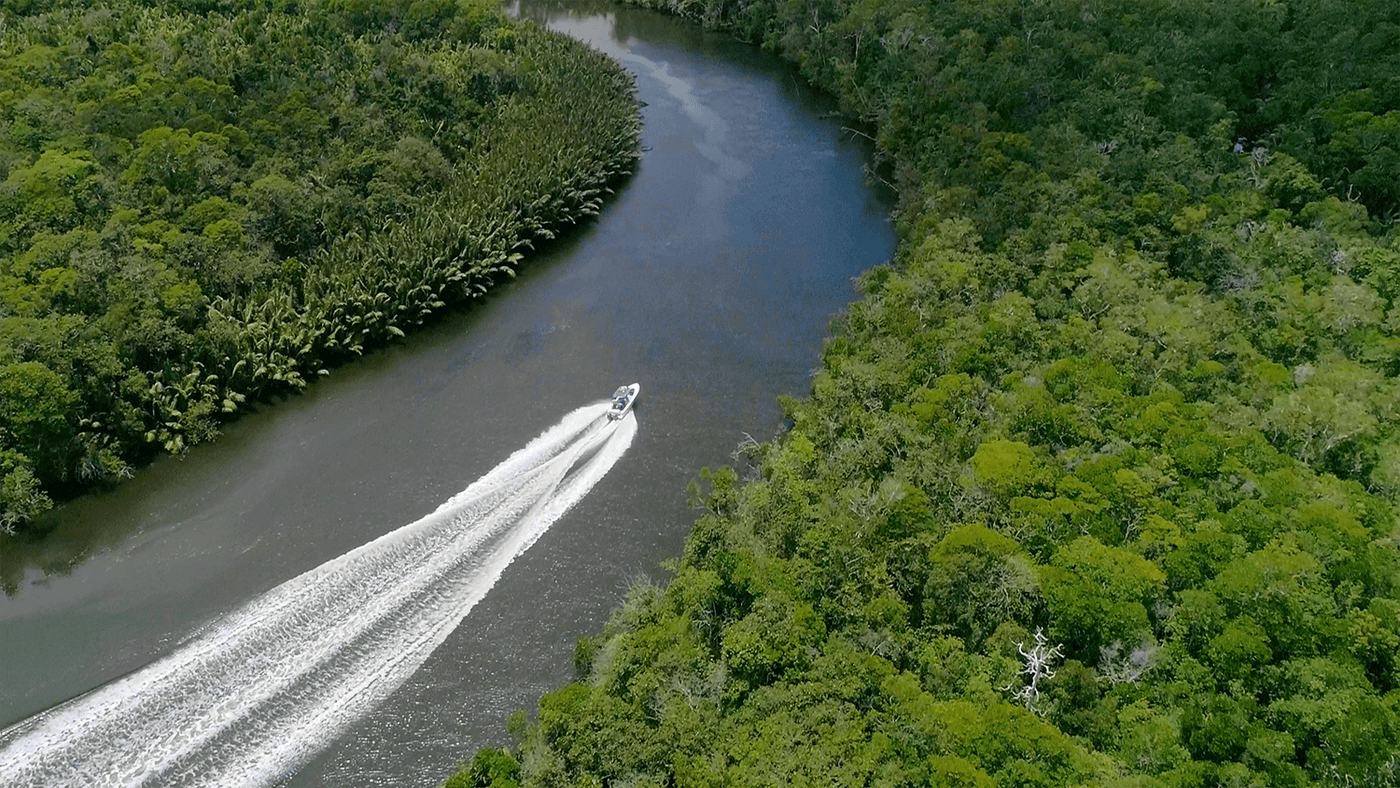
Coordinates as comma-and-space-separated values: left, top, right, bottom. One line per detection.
0, 403, 636, 787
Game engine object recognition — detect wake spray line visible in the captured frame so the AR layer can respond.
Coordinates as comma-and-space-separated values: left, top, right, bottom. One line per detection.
0, 403, 636, 787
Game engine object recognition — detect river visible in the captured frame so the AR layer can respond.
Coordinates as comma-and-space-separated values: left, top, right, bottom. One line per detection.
0, 2, 896, 785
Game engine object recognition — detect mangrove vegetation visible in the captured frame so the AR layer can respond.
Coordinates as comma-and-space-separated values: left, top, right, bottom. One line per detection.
0, 0, 642, 533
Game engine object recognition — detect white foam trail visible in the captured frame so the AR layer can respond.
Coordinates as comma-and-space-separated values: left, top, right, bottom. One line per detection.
0, 403, 636, 787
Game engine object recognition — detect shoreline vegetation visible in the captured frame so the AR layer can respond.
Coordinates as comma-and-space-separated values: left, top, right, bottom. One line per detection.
454, 1, 1400, 787
0, 0, 641, 537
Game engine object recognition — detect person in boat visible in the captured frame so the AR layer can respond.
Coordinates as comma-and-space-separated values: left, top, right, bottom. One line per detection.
608, 384, 637, 419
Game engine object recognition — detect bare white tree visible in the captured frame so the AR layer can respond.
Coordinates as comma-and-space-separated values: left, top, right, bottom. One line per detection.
1001, 627, 1064, 713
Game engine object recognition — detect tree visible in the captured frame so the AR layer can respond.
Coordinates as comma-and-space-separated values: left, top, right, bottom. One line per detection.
0, 360, 76, 483
1041, 536, 1165, 659
924, 524, 1039, 647
0, 146, 104, 239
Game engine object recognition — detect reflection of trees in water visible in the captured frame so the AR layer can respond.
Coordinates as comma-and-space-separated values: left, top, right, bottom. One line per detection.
516, 0, 621, 21
0, 463, 174, 597
510, 0, 895, 207
514, 0, 727, 58
512, 0, 596, 25
512, 0, 841, 122
2, 521, 95, 597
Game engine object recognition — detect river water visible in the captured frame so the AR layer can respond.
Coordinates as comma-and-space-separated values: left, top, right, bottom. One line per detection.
0, 2, 895, 785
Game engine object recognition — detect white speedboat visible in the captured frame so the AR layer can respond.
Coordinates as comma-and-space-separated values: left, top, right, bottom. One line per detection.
607, 383, 640, 420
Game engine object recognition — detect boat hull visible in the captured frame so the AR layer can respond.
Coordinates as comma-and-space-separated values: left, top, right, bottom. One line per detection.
607, 383, 640, 420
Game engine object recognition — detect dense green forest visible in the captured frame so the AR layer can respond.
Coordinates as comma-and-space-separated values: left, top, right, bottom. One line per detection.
451, 0, 1400, 786
0, 0, 640, 533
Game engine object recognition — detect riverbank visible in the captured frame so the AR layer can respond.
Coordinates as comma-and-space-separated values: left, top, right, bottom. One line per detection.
0, 0, 641, 534
456, 0, 1400, 785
